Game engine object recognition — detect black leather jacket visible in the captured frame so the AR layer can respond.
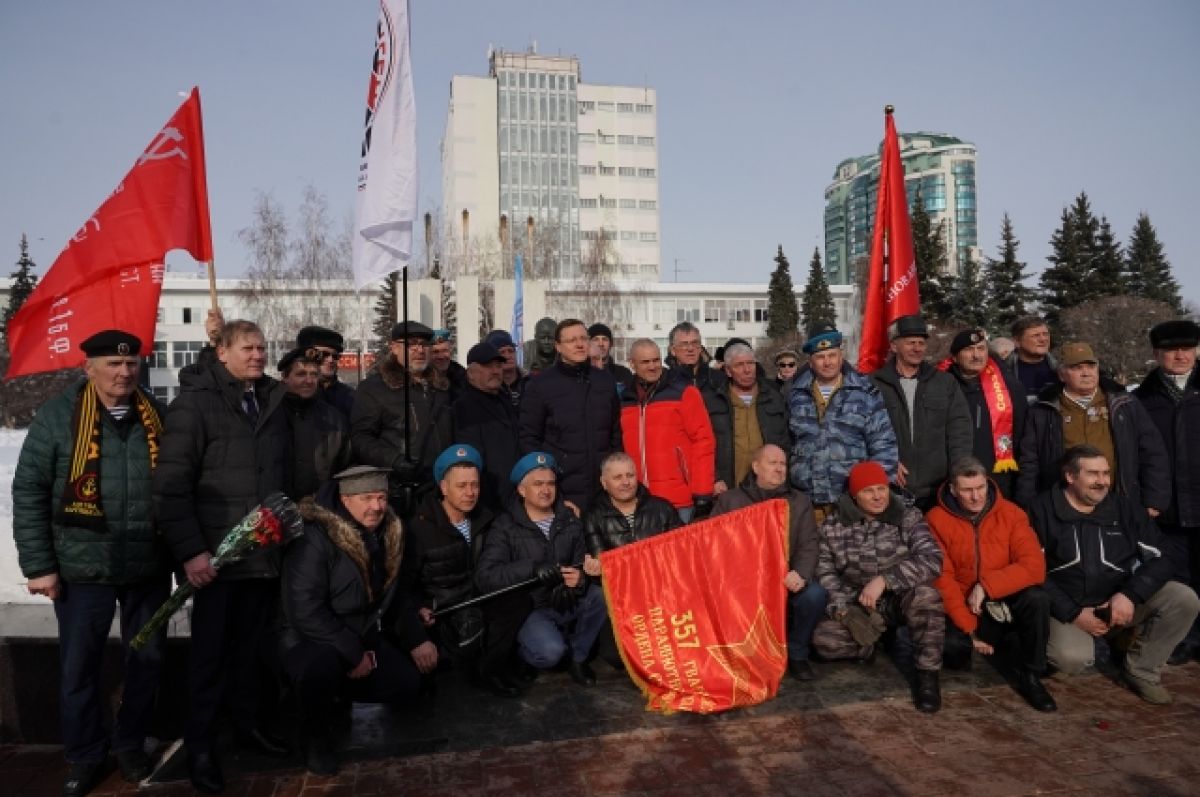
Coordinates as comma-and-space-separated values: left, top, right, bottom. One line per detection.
584, 486, 682, 555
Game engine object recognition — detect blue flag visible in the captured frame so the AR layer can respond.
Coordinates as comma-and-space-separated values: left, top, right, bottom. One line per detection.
512, 253, 525, 368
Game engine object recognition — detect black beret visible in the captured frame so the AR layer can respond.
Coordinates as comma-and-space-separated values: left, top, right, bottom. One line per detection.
80, 329, 141, 357
390, 321, 433, 341
889, 314, 928, 339
295, 325, 344, 352
277, 347, 310, 374
587, 322, 614, 341
950, 328, 987, 356
1149, 320, 1200, 350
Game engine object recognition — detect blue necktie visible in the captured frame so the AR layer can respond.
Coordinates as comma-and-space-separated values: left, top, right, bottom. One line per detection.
242, 390, 259, 424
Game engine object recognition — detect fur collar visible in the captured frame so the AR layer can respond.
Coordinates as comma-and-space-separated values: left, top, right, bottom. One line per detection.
300, 497, 404, 602
378, 351, 449, 391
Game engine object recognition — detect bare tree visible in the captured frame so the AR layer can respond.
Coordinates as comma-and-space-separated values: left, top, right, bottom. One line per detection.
1060, 296, 1180, 384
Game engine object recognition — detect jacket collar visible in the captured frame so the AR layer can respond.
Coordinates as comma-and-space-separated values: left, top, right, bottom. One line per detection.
1050, 485, 1119, 524
379, 351, 449, 391
934, 479, 997, 522
300, 492, 404, 602
835, 491, 907, 527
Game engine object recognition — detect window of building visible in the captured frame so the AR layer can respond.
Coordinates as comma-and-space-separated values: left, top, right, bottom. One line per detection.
579, 100, 595, 112
596, 101, 615, 111
641, 264, 658, 277
150, 341, 168, 369
149, 386, 174, 403
578, 132, 595, 144
568, 75, 575, 90
618, 134, 635, 145
617, 103, 634, 112
620, 198, 637, 209
705, 299, 726, 323
618, 166, 636, 177
754, 299, 769, 322
598, 134, 616, 144
579, 164, 596, 175
600, 197, 617, 208
172, 340, 206, 368
636, 104, 654, 113
639, 200, 657, 210
519, 72, 526, 88
637, 136, 655, 146
621, 230, 637, 240
182, 307, 193, 324
731, 301, 753, 323
638, 168, 656, 178
599, 165, 616, 176
639, 232, 658, 242
676, 300, 700, 323
539, 73, 546, 89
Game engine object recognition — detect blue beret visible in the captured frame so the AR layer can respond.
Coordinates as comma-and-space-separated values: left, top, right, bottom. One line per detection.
510, 451, 557, 485
434, 444, 483, 483
802, 326, 843, 355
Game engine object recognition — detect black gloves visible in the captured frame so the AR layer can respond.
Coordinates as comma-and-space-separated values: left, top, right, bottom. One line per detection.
692, 495, 714, 520
550, 583, 581, 614
534, 563, 563, 587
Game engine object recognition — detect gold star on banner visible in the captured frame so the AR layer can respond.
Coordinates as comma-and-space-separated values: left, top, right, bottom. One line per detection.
705, 605, 787, 706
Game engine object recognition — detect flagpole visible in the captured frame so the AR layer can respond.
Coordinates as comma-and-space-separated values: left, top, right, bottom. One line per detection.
206, 259, 218, 311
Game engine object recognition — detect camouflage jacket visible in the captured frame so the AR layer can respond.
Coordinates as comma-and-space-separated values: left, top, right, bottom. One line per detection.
816, 492, 942, 617
788, 363, 899, 504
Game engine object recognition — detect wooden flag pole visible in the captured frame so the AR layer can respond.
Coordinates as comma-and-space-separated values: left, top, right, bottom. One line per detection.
206, 259, 218, 311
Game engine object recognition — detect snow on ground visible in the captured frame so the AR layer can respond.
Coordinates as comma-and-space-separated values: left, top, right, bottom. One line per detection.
0, 428, 39, 603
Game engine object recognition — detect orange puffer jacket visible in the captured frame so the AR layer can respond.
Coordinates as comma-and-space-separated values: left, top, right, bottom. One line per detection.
925, 480, 1046, 634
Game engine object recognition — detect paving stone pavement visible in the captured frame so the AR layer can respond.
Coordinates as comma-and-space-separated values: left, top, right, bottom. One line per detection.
3, 661, 1199, 796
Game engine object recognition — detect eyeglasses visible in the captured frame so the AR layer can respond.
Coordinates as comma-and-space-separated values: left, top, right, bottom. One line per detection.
777, 361, 798, 369
305, 348, 338, 362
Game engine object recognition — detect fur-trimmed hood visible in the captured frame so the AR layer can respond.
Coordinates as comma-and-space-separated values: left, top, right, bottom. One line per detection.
299, 496, 404, 602
378, 351, 450, 392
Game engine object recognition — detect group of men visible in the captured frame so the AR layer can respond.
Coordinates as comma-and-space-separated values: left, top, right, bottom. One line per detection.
12, 305, 1200, 794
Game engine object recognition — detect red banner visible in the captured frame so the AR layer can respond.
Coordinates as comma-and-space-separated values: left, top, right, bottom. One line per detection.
857, 105, 919, 374
6, 88, 213, 378
601, 499, 790, 714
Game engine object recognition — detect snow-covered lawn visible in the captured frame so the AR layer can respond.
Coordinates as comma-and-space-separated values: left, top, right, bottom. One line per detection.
0, 428, 35, 603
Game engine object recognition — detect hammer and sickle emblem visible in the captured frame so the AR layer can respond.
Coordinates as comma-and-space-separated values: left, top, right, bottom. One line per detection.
138, 127, 188, 165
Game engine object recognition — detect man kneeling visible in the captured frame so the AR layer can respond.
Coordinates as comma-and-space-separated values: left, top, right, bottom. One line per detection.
813, 461, 945, 712
280, 466, 434, 774
476, 453, 608, 686
927, 457, 1056, 711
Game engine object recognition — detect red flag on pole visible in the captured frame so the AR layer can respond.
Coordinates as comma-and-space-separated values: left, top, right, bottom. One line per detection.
601, 500, 790, 714
6, 88, 213, 378
857, 105, 920, 374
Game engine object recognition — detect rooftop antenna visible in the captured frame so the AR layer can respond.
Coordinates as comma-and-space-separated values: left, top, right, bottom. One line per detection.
673, 258, 691, 283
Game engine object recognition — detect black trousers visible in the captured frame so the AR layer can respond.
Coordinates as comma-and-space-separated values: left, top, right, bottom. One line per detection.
282, 637, 421, 727
944, 585, 1051, 673
478, 589, 531, 676
1157, 524, 1199, 586
184, 578, 277, 753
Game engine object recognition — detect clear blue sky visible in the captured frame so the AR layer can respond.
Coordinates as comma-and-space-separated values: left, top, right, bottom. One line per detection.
1, 1, 1197, 306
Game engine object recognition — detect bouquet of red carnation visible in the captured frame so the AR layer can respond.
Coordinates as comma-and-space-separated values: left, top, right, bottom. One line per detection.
131, 493, 304, 650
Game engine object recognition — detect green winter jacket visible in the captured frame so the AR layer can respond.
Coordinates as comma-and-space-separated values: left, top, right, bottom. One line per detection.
12, 380, 169, 584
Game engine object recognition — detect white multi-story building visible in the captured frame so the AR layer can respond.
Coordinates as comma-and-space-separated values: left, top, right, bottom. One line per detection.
441, 47, 661, 282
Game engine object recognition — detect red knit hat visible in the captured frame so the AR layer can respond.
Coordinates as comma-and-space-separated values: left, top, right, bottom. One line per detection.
848, 461, 889, 496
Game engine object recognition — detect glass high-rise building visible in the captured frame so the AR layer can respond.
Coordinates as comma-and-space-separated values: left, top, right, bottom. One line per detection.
823, 132, 977, 286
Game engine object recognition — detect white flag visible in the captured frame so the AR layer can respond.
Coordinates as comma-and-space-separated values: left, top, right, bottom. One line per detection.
352, 0, 418, 289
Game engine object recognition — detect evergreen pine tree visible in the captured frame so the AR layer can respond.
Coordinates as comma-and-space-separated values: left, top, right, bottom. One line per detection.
948, 254, 990, 328
372, 271, 399, 351
800, 247, 837, 331
1125, 213, 1182, 312
1086, 215, 1125, 299
983, 213, 1031, 333
1040, 197, 1091, 330
3, 234, 38, 355
766, 245, 801, 340
910, 189, 952, 320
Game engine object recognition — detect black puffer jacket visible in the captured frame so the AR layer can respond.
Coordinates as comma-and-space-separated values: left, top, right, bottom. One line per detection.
1015, 378, 1170, 511
278, 486, 404, 666
873, 359, 972, 503
517, 360, 622, 512
155, 363, 290, 579
405, 491, 494, 611
319, 378, 356, 423
712, 474, 819, 580
1134, 367, 1200, 527
284, 393, 351, 500
476, 501, 587, 610
453, 384, 520, 512
1028, 487, 1175, 623
350, 354, 453, 497
703, 372, 790, 488
584, 485, 682, 555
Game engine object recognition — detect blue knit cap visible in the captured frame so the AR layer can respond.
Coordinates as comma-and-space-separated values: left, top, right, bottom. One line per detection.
510, 451, 557, 485
433, 444, 483, 483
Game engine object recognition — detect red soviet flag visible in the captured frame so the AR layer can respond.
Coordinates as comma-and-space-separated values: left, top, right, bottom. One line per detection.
857, 105, 919, 374
6, 88, 213, 378
601, 500, 790, 714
